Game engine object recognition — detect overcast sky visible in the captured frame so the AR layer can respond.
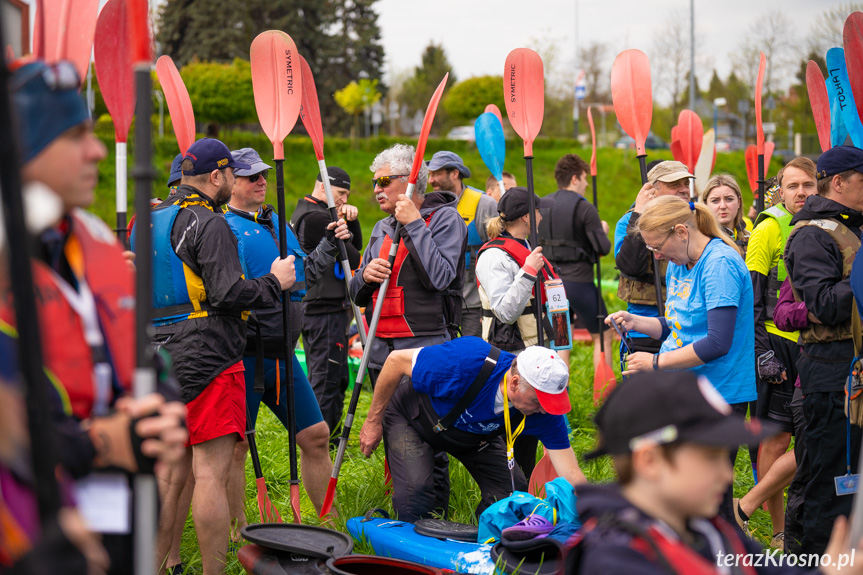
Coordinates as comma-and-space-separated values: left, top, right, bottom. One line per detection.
376, 0, 846, 95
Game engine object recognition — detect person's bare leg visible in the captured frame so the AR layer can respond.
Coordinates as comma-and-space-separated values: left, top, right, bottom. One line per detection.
755, 432, 792, 533
165, 473, 195, 570
192, 435, 237, 575
155, 447, 192, 572
740, 448, 796, 526
296, 421, 332, 515
602, 329, 614, 369
227, 440, 249, 540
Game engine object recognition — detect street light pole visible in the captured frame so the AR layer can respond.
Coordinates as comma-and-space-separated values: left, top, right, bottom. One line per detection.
713, 97, 726, 136
689, 0, 696, 112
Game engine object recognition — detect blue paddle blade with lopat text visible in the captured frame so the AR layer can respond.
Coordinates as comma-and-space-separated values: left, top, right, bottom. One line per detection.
826, 47, 863, 147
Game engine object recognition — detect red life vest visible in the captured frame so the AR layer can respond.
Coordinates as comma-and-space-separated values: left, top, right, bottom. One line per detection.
476, 237, 558, 302
370, 211, 454, 339
0, 211, 135, 419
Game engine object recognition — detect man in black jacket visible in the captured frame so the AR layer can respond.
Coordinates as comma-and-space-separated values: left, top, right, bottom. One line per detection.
291, 167, 362, 437
784, 145, 863, 555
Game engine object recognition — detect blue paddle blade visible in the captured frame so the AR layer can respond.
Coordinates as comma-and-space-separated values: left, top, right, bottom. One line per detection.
474, 112, 505, 181
827, 77, 850, 147
826, 47, 863, 147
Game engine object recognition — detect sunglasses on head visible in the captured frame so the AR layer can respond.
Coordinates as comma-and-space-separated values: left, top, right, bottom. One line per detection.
14, 61, 81, 92
372, 174, 409, 188
246, 170, 269, 183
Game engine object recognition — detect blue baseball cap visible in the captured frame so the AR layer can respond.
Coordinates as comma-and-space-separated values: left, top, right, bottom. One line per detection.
168, 153, 183, 187
816, 146, 863, 179
181, 138, 251, 176
427, 151, 471, 178
11, 60, 88, 163
230, 148, 272, 177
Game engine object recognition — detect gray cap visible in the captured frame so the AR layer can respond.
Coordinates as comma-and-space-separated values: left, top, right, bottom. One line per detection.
427, 150, 471, 178
231, 147, 273, 177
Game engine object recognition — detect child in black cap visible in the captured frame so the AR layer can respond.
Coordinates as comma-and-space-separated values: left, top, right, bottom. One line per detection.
573, 371, 863, 574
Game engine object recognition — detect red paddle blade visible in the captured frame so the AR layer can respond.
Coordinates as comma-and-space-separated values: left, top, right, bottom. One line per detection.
298, 55, 325, 161
587, 107, 597, 176
485, 103, 503, 127
290, 483, 302, 524
806, 61, 831, 152
677, 110, 703, 173
755, 52, 766, 154
34, 0, 100, 81
94, 0, 135, 143
764, 141, 775, 177
611, 49, 653, 157
255, 477, 283, 523
745, 145, 758, 193
250, 31, 303, 161
504, 48, 545, 156
408, 74, 449, 185
319, 477, 337, 519
155, 56, 196, 155
670, 125, 683, 164
125, 0, 150, 63
528, 449, 557, 498
593, 358, 617, 406
844, 13, 863, 128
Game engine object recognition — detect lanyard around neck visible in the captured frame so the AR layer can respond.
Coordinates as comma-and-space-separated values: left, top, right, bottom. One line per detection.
502, 373, 526, 487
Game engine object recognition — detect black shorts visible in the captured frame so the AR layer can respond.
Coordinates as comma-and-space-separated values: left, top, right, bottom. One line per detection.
755, 333, 800, 434
562, 280, 608, 334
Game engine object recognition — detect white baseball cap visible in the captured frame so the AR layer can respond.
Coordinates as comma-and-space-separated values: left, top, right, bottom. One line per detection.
518, 347, 571, 415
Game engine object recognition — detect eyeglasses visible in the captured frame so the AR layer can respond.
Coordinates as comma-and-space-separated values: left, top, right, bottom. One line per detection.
246, 170, 269, 183
372, 174, 409, 188
645, 230, 675, 253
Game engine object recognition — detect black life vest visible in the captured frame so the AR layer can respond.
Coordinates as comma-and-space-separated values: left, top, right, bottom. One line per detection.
290, 195, 349, 304
538, 190, 593, 263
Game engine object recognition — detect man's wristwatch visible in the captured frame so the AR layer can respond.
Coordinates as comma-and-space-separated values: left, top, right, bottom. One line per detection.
653, 353, 660, 371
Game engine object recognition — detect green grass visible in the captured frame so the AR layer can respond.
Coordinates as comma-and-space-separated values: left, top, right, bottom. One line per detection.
168, 341, 777, 573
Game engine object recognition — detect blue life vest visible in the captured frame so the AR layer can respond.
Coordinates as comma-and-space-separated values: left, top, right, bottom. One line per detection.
224, 205, 306, 300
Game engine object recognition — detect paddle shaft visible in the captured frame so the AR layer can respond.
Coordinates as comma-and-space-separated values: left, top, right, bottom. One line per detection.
275, 159, 301, 523
638, 155, 665, 317
0, 35, 61, 525
756, 154, 765, 213
116, 141, 127, 244
132, 62, 157, 575
316, 159, 369, 346
324, 182, 417, 516
498, 180, 507, 198
591, 174, 605, 354
525, 156, 544, 346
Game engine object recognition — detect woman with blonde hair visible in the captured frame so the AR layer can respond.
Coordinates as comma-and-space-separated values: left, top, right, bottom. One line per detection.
702, 174, 750, 256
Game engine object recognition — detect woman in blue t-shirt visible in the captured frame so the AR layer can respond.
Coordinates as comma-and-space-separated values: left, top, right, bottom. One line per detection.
605, 196, 756, 407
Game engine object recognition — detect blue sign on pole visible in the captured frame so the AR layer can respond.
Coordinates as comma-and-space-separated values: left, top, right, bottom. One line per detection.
575, 85, 586, 100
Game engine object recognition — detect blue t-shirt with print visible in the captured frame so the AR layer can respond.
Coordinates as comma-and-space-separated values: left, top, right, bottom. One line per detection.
614, 211, 660, 337
411, 337, 571, 450
659, 238, 756, 404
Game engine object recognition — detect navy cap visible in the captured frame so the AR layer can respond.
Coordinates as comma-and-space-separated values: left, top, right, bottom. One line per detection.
12, 60, 88, 163
181, 138, 251, 176
316, 166, 351, 191
816, 146, 863, 179
585, 371, 778, 460
230, 148, 273, 177
427, 151, 471, 178
168, 153, 183, 187
497, 186, 553, 222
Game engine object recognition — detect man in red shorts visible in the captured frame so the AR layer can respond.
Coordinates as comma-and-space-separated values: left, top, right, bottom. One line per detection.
146, 138, 296, 574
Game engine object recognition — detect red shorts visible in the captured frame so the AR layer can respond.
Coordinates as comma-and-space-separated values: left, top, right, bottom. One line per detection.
186, 361, 246, 446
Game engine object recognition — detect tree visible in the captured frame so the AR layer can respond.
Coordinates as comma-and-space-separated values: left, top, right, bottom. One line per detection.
398, 43, 456, 128
807, 2, 863, 57
579, 41, 610, 103
731, 10, 794, 98
442, 76, 506, 125
156, 0, 384, 135
335, 78, 382, 139
651, 9, 690, 118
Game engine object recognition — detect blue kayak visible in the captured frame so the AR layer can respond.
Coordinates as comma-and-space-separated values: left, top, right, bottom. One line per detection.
346, 516, 495, 574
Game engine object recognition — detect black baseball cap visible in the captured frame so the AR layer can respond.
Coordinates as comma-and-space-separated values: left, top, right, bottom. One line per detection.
497, 187, 553, 222
584, 371, 778, 460
816, 145, 863, 179
316, 166, 351, 191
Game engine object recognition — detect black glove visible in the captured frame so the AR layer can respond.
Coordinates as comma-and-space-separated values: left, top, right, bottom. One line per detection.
757, 351, 786, 384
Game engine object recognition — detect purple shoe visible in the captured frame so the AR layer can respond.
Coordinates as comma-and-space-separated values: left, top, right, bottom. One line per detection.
501, 514, 555, 541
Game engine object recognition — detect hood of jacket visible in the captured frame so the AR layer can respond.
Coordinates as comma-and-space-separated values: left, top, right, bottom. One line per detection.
790, 194, 863, 230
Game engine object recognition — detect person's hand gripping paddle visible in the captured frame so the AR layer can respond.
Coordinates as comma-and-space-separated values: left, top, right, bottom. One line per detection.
504, 47, 546, 345
807, 60, 832, 153
250, 29, 304, 525
298, 55, 369, 353
611, 49, 663, 316
155, 55, 196, 155
320, 74, 449, 519
475, 111, 507, 198
587, 106, 617, 406
94, 0, 135, 244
